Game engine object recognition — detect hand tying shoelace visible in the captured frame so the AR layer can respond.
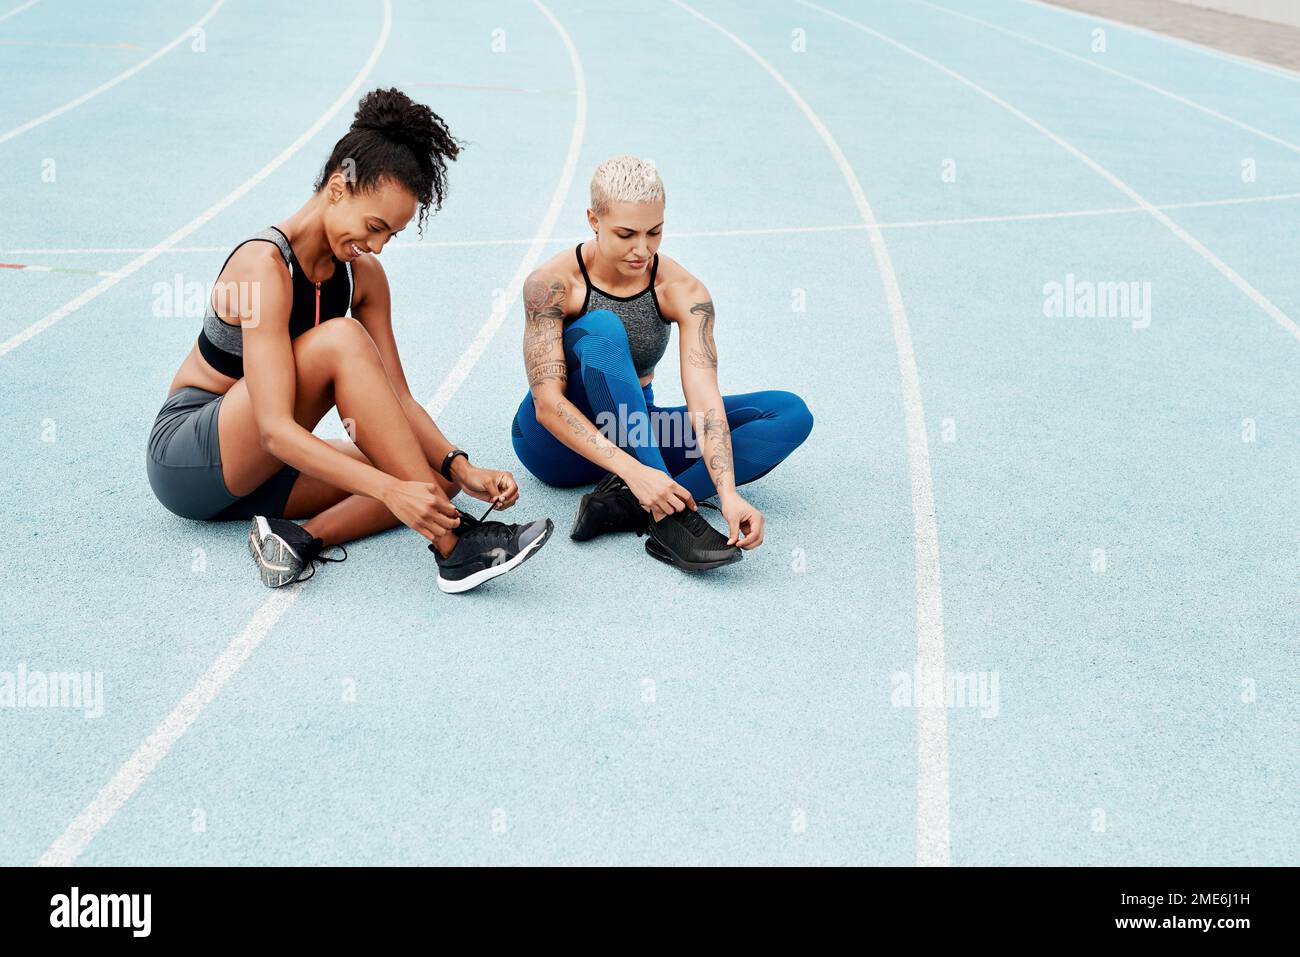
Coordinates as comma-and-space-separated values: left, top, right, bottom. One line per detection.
429, 502, 556, 594
640, 499, 742, 573
454, 504, 519, 546
653, 500, 722, 537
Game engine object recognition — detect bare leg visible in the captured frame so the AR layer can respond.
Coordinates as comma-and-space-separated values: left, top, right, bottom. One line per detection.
303, 492, 404, 544
217, 316, 459, 554
283, 439, 462, 546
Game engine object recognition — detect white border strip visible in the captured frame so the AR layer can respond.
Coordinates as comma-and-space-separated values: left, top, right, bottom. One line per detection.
37, 0, 586, 869
915, 0, 1300, 156
1017, 0, 1300, 83
669, 0, 952, 867
802, 0, 1300, 346
0, 0, 226, 145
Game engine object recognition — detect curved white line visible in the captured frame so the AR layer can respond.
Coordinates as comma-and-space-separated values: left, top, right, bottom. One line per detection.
0, 0, 39, 26
35, 0, 398, 867
37, 0, 588, 870
801, 0, 1300, 346
668, 0, 951, 867
425, 0, 587, 419
0, 0, 227, 145
0, 0, 385, 361
915, 0, 1300, 157
1016, 0, 1300, 83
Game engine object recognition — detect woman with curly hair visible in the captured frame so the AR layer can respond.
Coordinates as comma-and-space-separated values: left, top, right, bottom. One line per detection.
147, 88, 552, 594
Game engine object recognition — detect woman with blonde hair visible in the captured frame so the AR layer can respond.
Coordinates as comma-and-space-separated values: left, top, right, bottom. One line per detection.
511, 155, 812, 571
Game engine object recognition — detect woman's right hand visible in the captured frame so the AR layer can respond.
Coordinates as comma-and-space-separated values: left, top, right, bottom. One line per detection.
381, 479, 463, 541
623, 464, 696, 523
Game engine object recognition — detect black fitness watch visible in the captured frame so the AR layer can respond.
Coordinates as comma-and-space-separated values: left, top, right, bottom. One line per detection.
440, 449, 469, 481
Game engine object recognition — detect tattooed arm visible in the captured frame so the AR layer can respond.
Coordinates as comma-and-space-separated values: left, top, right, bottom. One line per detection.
671, 279, 765, 548
522, 270, 637, 475
522, 269, 697, 520
675, 287, 735, 497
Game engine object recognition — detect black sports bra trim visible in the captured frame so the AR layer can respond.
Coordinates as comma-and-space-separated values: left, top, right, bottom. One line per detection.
268, 225, 344, 286
574, 243, 665, 316
208, 228, 353, 327
276, 225, 355, 314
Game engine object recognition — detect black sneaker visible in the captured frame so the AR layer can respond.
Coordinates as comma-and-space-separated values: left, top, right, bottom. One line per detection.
570, 472, 649, 541
641, 502, 742, 572
431, 504, 554, 593
247, 516, 348, 587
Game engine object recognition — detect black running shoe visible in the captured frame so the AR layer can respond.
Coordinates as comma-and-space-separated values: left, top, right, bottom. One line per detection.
431, 504, 554, 594
642, 502, 742, 572
247, 516, 348, 588
570, 472, 649, 541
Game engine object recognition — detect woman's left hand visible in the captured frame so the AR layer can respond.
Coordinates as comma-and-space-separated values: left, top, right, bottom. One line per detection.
455, 464, 520, 510
720, 493, 764, 549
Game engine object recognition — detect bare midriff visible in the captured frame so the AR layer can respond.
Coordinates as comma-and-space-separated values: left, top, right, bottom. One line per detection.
166, 343, 237, 400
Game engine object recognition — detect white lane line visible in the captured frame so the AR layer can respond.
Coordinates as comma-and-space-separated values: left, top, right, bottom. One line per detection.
915, 0, 1300, 157
668, 0, 952, 867
0, 265, 122, 277
0, 39, 142, 50
37, 0, 586, 870
0, 0, 226, 146
8, 189, 1299, 258
37, 592, 300, 868
802, 0, 1300, 346
1015, 0, 1300, 84
34, 0, 396, 867
426, 0, 586, 419
0, 0, 384, 362
0, 0, 39, 25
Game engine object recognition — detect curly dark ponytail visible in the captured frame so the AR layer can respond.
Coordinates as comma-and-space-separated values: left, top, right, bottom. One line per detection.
314, 87, 463, 236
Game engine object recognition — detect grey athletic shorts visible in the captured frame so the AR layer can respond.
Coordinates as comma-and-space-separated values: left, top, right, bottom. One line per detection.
146, 386, 301, 522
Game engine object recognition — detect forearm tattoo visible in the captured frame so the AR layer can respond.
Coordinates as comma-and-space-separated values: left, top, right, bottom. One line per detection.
686, 300, 718, 369
524, 276, 568, 388
699, 406, 734, 485
556, 400, 616, 461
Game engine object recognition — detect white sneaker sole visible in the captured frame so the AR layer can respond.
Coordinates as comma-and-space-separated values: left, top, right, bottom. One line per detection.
247, 516, 305, 588
436, 521, 553, 594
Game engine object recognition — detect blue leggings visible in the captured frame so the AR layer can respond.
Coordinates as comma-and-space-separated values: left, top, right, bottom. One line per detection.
511, 309, 813, 501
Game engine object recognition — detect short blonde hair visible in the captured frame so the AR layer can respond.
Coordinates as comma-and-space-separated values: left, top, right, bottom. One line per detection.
589, 155, 665, 216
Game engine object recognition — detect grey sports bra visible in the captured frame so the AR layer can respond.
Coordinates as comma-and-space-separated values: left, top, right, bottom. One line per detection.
573, 243, 671, 377
197, 226, 353, 380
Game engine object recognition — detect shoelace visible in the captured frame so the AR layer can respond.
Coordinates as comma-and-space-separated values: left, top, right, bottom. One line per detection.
680, 501, 722, 536
645, 500, 722, 538
291, 538, 348, 583
458, 504, 516, 549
